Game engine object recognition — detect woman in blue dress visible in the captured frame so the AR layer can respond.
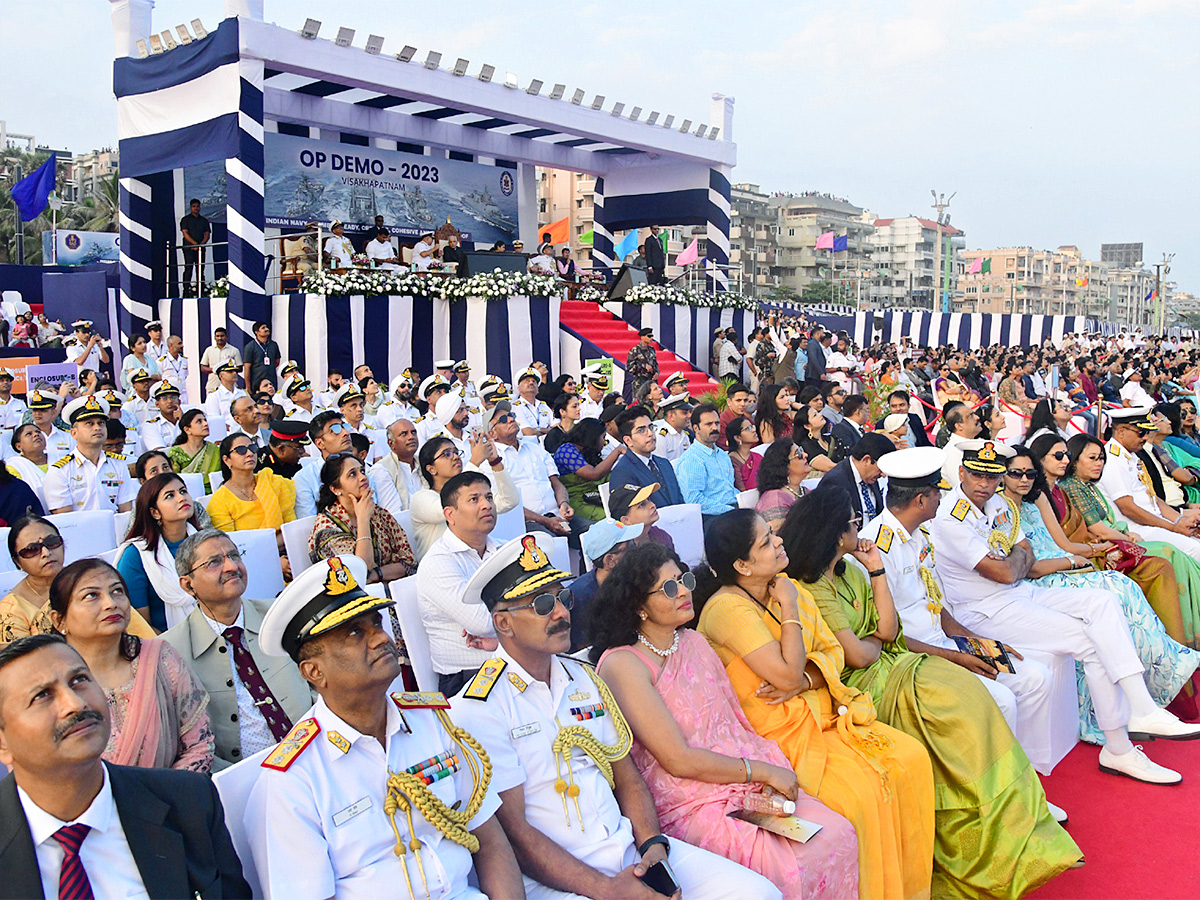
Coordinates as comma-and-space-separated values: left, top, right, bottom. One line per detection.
1004, 438, 1199, 743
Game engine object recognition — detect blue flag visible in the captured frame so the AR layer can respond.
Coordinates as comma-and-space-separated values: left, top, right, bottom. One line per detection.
11, 153, 56, 222
613, 229, 640, 262
833, 235, 848, 252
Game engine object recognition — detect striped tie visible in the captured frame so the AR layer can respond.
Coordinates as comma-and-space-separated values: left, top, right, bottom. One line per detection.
51, 823, 94, 900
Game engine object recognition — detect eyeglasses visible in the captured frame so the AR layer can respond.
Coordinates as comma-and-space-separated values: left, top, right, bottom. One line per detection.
17, 534, 64, 559
649, 571, 696, 600
188, 549, 243, 574
227, 444, 255, 457
1005, 469, 1037, 480
1047, 450, 1069, 461
492, 413, 514, 425
435, 447, 463, 461
324, 422, 348, 436
505, 588, 573, 616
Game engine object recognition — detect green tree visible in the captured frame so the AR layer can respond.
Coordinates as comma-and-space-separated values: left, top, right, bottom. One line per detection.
801, 280, 834, 305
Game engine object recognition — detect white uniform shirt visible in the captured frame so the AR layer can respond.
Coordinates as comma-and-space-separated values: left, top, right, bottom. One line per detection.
0, 395, 28, 447
862, 508, 956, 647
43, 448, 137, 512
146, 339, 166, 361
452, 648, 636, 882
651, 419, 691, 463
416, 531, 499, 675
1119, 380, 1153, 408
578, 393, 605, 421
375, 398, 420, 431
346, 420, 385, 464
158, 353, 189, 404
324, 234, 355, 268
64, 337, 103, 373
6, 454, 47, 507
199, 345, 242, 393
494, 440, 558, 514
245, 691, 498, 900
513, 397, 552, 438
38, 425, 75, 465
140, 414, 181, 451
201, 607, 276, 757
411, 238, 436, 271
207, 385, 248, 430
1098, 437, 1158, 521
125, 394, 153, 428
19, 764, 150, 900
928, 485, 1027, 616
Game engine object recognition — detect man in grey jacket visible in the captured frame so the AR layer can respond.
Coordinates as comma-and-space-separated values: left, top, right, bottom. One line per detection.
162, 530, 311, 769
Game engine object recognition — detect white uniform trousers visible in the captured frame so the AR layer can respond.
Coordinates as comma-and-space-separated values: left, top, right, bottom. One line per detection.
974, 656, 1056, 774
955, 585, 1143, 732
523, 836, 782, 900
1128, 524, 1200, 563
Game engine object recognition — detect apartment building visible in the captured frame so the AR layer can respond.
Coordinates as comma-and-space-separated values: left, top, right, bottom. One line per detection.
770, 192, 873, 297
868, 216, 964, 309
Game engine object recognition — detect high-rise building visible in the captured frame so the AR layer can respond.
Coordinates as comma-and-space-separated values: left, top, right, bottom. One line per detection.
63, 148, 119, 204
1100, 242, 1144, 269
770, 193, 873, 300
868, 217, 963, 310
729, 183, 779, 296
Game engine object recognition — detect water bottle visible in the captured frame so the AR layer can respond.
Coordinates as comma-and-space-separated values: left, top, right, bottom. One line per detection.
740, 792, 795, 817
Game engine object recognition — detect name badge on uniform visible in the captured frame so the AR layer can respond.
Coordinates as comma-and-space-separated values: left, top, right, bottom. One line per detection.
510, 722, 542, 740
332, 797, 372, 827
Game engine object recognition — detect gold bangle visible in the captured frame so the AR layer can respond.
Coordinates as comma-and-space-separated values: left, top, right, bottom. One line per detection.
780, 619, 803, 628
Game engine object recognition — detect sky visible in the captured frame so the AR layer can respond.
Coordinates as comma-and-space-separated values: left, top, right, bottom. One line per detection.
6, 0, 1198, 290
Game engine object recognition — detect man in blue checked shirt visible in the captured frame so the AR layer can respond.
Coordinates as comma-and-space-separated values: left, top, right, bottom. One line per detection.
674, 402, 737, 522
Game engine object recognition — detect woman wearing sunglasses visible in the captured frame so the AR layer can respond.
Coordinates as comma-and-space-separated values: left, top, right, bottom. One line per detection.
0, 516, 155, 642
754, 438, 811, 534
116, 473, 202, 632
783, 484, 1080, 897
695, 508, 934, 900
206, 433, 297, 577
1005, 441, 1199, 738
591, 542, 859, 900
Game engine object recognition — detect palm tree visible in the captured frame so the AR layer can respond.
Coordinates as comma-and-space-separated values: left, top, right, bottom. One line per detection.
79, 173, 119, 233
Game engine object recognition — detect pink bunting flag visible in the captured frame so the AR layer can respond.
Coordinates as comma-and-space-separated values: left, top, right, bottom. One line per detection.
967, 256, 983, 275
814, 231, 835, 250
676, 237, 699, 266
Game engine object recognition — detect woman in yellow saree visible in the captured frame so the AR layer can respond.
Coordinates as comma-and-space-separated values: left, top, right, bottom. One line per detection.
696, 507, 935, 900
786, 485, 1081, 898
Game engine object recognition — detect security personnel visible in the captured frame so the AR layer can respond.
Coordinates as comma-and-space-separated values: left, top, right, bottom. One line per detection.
512, 368, 552, 442
651, 393, 692, 463
930, 438, 1200, 785
866, 446, 1061, 782
452, 533, 782, 900
377, 368, 421, 430
141, 380, 184, 451
26, 389, 74, 464
246, 555, 522, 900
452, 360, 478, 401
0, 367, 28, 456
126, 368, 155, 426
258, 419, 311, 478
577, 368, 610, 421
662, 370, 689, 397
1098, 405, 1200, 561
43, 394, 137, 513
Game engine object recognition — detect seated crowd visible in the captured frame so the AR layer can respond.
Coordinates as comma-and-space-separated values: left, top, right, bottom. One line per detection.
2, 321, 1200, 899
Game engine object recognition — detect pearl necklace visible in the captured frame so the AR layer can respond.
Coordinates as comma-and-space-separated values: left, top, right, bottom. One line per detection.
637, 630, 680, 658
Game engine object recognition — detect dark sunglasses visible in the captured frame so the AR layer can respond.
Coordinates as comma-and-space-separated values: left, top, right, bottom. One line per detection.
1046, 450, 1069, 461
650, 571, 696, 600
17, 534, 64, 559
505, 588, 573, 616
226, 444, 255, 457
1006, 469, 1037, 480
492, 413, 514, 425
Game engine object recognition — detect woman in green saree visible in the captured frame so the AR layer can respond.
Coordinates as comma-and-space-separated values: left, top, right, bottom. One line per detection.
166, 409, 221, 493
780, 484, 1081, 899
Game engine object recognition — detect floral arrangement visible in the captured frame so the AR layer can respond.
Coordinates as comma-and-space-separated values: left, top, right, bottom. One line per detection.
209, 276, 230, 298
298, 267, 560, 301
622, 283, 757, 312
440, 269, 559, 301
350, 253, 369, 268
576, 284, 606, 304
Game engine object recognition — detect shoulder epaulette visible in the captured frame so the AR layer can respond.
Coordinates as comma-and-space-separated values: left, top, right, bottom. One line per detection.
104, 450, 126, 461
391, 690, 450, 709
1109, 443, 1120, 456
145, 415, 162, 424
951, 498, 971, 521
261, 718, 320, 771
463, 658, 507, 700
51, 456, 71, 469
658, 427, 669, 436
876, 524, 893, 553
414, 414, 427, 423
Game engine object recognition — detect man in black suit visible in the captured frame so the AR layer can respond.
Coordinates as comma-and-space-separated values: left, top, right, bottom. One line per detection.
819, 432, 896, 521
0, 634, 250, 900
644, 225, 667, 284
805, 328, 832, 385
830, 395, 870, 462
874, 389, 933, 448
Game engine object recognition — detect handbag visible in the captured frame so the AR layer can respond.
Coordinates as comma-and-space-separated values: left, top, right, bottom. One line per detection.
1094, 539, 1146, 575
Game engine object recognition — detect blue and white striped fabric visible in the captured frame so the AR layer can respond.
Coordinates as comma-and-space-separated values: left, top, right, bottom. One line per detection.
560, 324, 625, 396
851, 312, 1098, 349
601, 301, 755, 374
118, 293, 560, 401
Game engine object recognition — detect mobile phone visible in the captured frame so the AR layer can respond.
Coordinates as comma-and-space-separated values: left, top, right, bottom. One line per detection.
638, 860, 679, 897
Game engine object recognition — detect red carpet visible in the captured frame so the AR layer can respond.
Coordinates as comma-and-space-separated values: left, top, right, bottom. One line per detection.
1031, 738, 1200, 899
559, 299, 717, 396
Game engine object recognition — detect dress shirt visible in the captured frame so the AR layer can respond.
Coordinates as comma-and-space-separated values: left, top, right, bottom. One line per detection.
941, 432, 968, 488
495, 440, 559, 513
1098, 438, 1159, 520
717, 339, 742, 379
37, 425, 75, 465
125, 394, 152, 427
821, 406, 844, 428
416, 530, 499, 675
513, 397, 553, 438
675, 441, 736, 514
928, 484, 1028, 614
19, 764, 150, 900
578, 394, 604, 421
245, 691, 498, 900
43, 448, 138, 512
862, 509, 956, 644
158, 354, 189, 404
364, 238, 400, 270
378, 452, 425, 510
140, 414, 181, 451
199, 345, 242, 393
200, 607, 277, 757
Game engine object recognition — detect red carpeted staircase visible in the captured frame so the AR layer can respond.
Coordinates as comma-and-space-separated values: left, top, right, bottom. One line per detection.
560, 299, 718, 396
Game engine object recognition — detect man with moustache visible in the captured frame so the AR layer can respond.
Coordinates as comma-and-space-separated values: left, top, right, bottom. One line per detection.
0, 633, 251, 898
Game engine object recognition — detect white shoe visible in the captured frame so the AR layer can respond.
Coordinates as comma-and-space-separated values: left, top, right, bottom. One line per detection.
1045, 801, 1068, 824
1098, 745, 1182, 785
1127, 708, 1200, 741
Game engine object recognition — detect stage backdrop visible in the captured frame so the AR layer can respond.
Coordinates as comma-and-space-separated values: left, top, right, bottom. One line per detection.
140, 293, 560, 402
184, 132, 519, 244
600, 301, 756, 376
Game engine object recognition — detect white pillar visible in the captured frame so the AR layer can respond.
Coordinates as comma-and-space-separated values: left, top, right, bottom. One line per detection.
109, 0, 154, 59
710, 93, 735, 142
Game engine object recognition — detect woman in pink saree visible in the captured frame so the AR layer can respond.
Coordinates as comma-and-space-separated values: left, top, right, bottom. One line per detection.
48, 558, 213, 772
592, 542, 859, 900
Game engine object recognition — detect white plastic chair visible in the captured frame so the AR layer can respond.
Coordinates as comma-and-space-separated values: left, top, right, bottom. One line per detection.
282, 515, 317, 577
45, 511, 118, 564
0, 569, 25, 595
393, 509, 413, 540
492, 505, 527, 543
655, 503, 704, 567
212, 747, 272, 899
0, 528, 13, 573
736, 489, 759, 509
178, 472, 207, 499
599, 482, 611, 517
225, 529, 285, 600
209, 470, 226, 492
548, 535, 569, 574
98, 548, 120, 566
389, 577, 437, 692
112, 512, 132, 544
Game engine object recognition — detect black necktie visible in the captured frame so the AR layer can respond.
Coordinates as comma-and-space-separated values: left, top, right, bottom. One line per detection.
223, 626, 292, 742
